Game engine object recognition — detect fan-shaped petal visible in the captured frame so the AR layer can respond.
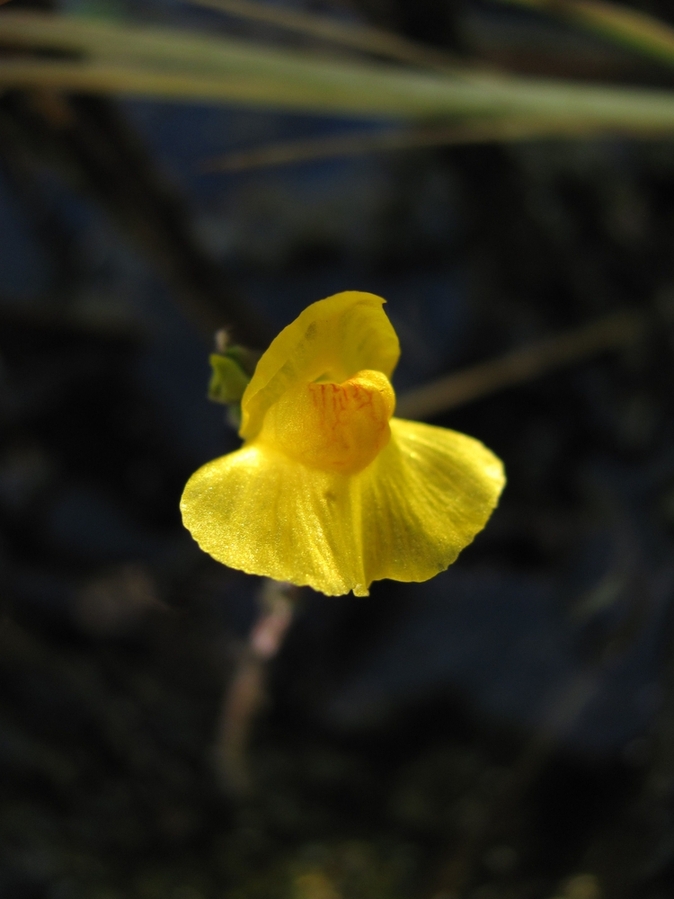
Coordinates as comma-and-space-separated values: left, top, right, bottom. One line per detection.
180, 417, 505, 597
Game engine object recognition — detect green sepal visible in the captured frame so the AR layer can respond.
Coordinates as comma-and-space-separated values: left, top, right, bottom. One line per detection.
208, 353, 251, 405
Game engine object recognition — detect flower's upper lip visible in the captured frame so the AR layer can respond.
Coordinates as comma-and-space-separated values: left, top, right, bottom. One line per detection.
239, 291, 400, 442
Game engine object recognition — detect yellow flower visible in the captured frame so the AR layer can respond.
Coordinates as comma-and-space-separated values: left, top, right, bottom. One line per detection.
181, 292, 505, 596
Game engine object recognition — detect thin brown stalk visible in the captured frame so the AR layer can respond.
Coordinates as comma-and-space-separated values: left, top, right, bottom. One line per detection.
202, 118, 630, 172
396, 309, 646, 421
213, 580, 297, 796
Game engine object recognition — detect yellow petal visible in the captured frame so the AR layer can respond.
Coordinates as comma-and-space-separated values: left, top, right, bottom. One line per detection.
180, 417, 505, 597
359, 418, 506, 588
240, 291, 400, 441
180, 442, 368, 596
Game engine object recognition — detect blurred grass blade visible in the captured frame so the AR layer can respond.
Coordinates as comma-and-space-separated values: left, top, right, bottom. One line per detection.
0, 57, 367, 106
494, 0, 674, 68
0, 10, 352, 74
4, 12, 674, 131
0, 52, 674, 125
203, 119, 616, 172
185, 0, 453, 71
187, 0, 463, 72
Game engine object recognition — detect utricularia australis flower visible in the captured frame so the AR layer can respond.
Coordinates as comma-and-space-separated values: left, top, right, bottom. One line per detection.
181, 291, 505, 596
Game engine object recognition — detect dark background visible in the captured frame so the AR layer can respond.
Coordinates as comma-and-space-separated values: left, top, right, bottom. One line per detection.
3, 1, 674, 896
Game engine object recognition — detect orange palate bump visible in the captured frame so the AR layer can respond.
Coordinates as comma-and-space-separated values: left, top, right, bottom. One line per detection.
260, 369, 395, 474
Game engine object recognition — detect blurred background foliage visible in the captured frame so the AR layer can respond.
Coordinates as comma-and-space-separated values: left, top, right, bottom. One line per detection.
4, 0, 674, 897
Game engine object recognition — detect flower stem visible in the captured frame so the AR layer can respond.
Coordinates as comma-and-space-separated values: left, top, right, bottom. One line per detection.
212, 579, 297, 796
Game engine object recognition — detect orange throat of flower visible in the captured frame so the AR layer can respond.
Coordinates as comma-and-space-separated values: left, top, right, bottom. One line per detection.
258, 369, 396, 475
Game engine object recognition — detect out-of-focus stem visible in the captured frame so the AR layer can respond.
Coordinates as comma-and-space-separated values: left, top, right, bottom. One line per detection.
396, 309, 646, 421
495, 0, 674, 70
201, 118, 610, 173
213, 579, 297, 796
188, 0, 465, 73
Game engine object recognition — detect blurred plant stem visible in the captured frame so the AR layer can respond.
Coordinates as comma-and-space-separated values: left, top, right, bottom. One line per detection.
576, 577, 674, 895
202, 118, 626, 172
188, 0, 466, 73
494, 0, 674, 70
6, 12, 674, 133
0, 90, 268, 343
396, 309, 647, 421
423, 496, 649, 898
213, 580, 297, 796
